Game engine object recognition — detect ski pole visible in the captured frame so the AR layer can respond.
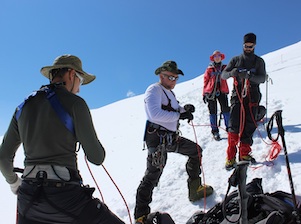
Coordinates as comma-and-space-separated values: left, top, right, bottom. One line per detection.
271, 110, 301, 223
236, 161, 249, 224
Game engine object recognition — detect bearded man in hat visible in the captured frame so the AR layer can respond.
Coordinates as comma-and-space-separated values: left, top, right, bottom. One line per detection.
203, 50, 230, 141
134, 61, 214, 224
0, 55, 125, 224
221, 33, 267, 170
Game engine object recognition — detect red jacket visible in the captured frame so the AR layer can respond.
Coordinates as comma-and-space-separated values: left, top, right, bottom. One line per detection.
203, 63, 229, 95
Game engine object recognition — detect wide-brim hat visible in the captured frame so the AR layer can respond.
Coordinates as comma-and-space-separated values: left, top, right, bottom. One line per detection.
40, 54, 96, 85
209, 50, 225, 61
155, 60, 184, 76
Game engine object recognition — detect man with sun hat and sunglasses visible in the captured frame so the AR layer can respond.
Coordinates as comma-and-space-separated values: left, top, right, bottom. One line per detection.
134, 61, 214, 224
0, 54, 125, 223
221, 33, 267, 170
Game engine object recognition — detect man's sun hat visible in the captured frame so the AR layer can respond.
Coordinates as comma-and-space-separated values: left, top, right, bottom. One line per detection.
40, 54, 96, 85
209, 50, 225, 61
155, 60, 184, 75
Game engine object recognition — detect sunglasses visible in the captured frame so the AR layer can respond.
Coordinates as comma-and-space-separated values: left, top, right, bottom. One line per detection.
214, 54, 222, 58
243, 44, 255, 49
75, 72, 84, 85
162, 73, 179, 81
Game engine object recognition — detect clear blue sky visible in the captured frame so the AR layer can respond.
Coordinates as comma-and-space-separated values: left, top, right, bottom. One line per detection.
1, 0, 300, 135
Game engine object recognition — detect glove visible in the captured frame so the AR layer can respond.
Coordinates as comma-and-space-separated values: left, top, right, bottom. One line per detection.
238, 69, 250, 79
184, 104, 195, 113
203, 95, 208, 104
230, 68, 238, 77
10, 176, 22, 195
179, 111, 194, 122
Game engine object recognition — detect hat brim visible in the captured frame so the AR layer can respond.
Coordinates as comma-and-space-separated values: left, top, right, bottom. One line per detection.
155, 67, 184, 76
40, 64, 95, 85
210, 53, 225, 61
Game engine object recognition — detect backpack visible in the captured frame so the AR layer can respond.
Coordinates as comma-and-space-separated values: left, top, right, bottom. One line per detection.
146, 212, 175, 224
186, 178, 300, 224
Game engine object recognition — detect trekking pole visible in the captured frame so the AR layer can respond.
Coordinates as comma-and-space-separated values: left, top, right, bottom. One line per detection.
222, 161, 249, 224
236, 161, 249, 224
269, 110, 301, 223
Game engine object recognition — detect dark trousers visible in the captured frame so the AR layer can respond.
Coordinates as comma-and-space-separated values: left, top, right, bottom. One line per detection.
17, 181, 125, 224
207, 93, 230, 115
134, 130, 202, 219
228, 90, 261, 145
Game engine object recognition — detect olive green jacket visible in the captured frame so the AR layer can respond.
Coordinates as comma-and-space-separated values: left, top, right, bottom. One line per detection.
0, 86, 105, 184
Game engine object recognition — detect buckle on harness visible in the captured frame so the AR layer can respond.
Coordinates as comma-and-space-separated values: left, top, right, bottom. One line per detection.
36, 171, 47, 187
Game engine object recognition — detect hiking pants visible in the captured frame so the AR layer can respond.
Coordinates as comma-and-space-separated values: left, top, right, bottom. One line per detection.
207, 93, 230, 115
134, 130, 202, 219
17, 181, 125, 224
228, 89, 261, 145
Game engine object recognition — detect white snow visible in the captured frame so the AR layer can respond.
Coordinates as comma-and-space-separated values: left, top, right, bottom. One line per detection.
1, 41, 301, 223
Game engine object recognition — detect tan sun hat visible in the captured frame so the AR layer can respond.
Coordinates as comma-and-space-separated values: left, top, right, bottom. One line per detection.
40, 54, 96, 85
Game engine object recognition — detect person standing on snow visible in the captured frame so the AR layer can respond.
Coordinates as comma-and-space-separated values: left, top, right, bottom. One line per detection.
0, 55, 125, 224
203, 50, 230, 141
134, 61, 214, 224
221, 33, 266, 170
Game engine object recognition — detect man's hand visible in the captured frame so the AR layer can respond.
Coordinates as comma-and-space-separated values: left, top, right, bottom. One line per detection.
184, 104, 195, 113
179, 111, 194, 122
203, 95, 208, 104
10, 176, 22, 195
230, 68, 238, 77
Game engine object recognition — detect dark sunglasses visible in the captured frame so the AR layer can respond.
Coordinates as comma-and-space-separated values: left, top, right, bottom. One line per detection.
214, 54, 222, 58
162, 73, 179, 81
243, 44, 255, 49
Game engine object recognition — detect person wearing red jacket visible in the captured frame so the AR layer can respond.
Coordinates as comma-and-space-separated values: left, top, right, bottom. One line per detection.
203, 50, 230, 140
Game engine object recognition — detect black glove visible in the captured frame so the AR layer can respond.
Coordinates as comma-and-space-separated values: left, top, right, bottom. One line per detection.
203, 95, 208, 104
238, 69, 250, 79
184, 104, 195, 113
230, 68, 238, 77
179, 111, 194, 122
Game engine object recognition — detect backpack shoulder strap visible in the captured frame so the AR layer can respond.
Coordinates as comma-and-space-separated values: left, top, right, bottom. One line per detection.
46, 88, 75, 135
16, 84, 75, 135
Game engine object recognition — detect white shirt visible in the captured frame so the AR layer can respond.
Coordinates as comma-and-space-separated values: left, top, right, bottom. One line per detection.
144, 83, 184, 132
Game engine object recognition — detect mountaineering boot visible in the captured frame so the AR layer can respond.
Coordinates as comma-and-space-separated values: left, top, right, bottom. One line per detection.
222, 112, 230, 131
188, 178, 214, 202
226, 132, 239, 168
212, 130, 221, 141
135, 215, 147, 224
225, 158, 237, 171
239, 143, 256, 164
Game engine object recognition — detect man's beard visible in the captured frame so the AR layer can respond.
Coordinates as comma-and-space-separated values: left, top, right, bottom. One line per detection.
244, 49, 255, 56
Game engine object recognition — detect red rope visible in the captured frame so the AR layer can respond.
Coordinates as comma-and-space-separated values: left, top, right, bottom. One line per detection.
190, 120, 207, 212
266, 141, 282, 161
102, 165, 133, 224
84, 157, 133, 224
84, 156, 104, 202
